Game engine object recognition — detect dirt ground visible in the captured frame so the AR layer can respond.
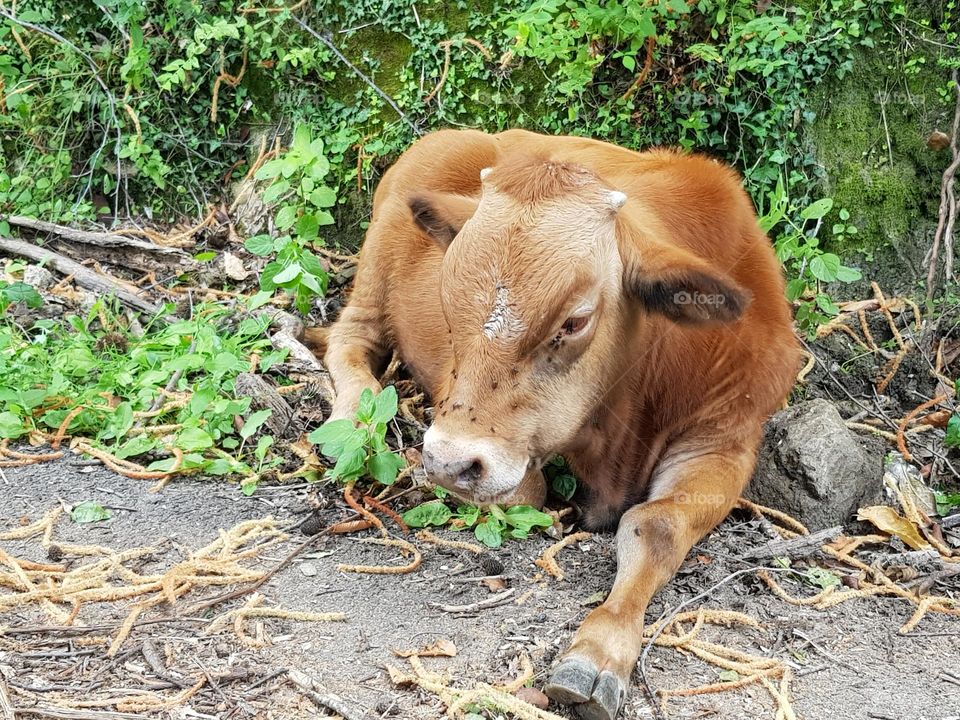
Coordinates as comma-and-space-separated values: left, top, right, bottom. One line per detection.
2, 458, 959, 720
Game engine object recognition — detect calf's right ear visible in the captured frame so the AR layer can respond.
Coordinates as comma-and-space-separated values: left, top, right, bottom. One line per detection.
408, 191, 479, 247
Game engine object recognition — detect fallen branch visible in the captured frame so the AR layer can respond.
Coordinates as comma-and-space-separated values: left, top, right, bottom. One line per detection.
429, 587, 516, 613
288, 670, 365, 720
4, 216, 190, 257
0, 236, 160, 315
925, 68, 960, 301
740, 526, 842, 560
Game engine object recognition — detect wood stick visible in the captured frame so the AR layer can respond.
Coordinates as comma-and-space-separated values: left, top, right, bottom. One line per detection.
0, 680, 13, 720
288, 670, 365, 720
429, 587, 516, 613
0, 236, 160, 315
12, 708, 151, 720
5, 215, 189, 257
739, 526, 842, 560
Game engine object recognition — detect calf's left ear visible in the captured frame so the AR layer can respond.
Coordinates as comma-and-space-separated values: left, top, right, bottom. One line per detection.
624, 245, 751, 324
408, 191, 479, 247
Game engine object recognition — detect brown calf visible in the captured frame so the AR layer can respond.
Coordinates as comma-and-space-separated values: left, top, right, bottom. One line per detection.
318, 129, 799, 719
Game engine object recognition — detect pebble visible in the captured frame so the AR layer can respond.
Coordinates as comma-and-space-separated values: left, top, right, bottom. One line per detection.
299, 562, 318, 577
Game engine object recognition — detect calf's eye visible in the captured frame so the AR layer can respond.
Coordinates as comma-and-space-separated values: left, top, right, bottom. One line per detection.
560, 315, 590, 336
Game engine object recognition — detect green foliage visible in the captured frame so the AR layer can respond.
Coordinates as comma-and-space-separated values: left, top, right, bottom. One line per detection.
544, 455, 577, 501
0, 279, 42, 313
758, 179, 862, 334
70, 501, 112, 524
308, 386, 406, 486
946, 379, 960, 449
1, 0, 950, 315
0, 300, 280, 480
934, 490, 960, 516
245, 124, 335, 312
403, 499, 553, 548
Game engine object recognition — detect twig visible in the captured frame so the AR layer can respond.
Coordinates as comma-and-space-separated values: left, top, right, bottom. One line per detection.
925, 68, 960, 301
4, 216, 190, 258
135, 339, 197, 427
291, 16, 420, 136
12, 709, 151, 720
429, 587, 516, 613
897, 393, 951, 461
287, 671, 365, 720
620, 35, 656, 102
0, 236, 160, 315
740, 526, 841, 560
0, 680, 13, 720
791, 629, 858, 673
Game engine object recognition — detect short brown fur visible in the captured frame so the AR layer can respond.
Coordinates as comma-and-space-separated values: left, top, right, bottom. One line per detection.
318, 128, 799, 717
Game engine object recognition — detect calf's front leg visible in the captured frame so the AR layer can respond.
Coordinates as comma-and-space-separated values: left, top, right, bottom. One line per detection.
544, 445, 756, 720
324, 303, 391, 420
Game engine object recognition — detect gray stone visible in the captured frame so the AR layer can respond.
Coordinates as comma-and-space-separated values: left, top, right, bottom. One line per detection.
22, 264, 55, 289
747, 399, 884, 530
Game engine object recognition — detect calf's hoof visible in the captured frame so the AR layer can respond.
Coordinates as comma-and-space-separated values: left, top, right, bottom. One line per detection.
544, 657, 626, 720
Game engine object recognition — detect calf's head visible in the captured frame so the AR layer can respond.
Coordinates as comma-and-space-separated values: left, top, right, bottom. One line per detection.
412, 156, 749, 505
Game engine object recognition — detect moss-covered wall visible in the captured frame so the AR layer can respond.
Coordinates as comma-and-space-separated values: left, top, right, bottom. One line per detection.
808, 36, 955, 294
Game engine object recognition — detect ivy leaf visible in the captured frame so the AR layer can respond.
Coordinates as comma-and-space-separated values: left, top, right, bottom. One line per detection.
271, 262, 302, 285
504, 505, 553, 533
371, 386, 399, 425
368, 451, 405, 485
551, 473, 577, 500
275, 205, 298, 230
403, 502, 452, 528
70, 501, 112, 524
2, 282, 43, 308
475, 518, 505, 548
946, 414, 960, 448
309, 418, 357, 454
809, 253, 841, 282
0, 411, 26, 439
176, 427, 214, 451
240, 409, 272, 440
356, 388, 375, 424
328, 445, 366, 482
800, 198, 834, 221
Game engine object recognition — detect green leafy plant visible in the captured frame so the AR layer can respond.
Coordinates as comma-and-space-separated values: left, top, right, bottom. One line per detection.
403, 499, 553, 548
0, 299, 285, 482
308, 386, 406, 486
758, 179, 862, 334
245, 124, 336, 313
946, 379, 960, 450
0, 280, 42, 313
544, 455, 578, 501
70, 501, 112, 524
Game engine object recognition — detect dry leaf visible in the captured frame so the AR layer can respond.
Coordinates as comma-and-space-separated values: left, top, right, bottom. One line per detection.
483, 577, 508, 592
223, 252, 249, 281
393, 638, 457, 658
857, 505, 930, 550
515, 687, 549, 709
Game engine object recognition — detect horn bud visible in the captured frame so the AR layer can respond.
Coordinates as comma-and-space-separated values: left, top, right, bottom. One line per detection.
607, 190, 628, 211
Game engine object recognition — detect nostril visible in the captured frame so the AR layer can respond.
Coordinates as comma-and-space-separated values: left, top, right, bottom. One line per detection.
455, 460, 484, 488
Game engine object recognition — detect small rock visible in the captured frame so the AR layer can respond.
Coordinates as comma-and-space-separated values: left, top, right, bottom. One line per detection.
927, 130, 951, 151
222, 251, 249, 281
516, 687, 550, 709
748, 399, 884, 530
23, 264, 55, 290
299, 562, 318, 577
